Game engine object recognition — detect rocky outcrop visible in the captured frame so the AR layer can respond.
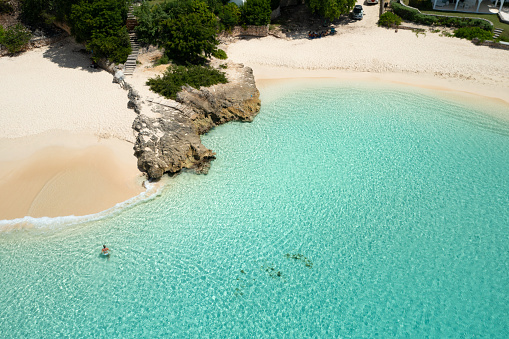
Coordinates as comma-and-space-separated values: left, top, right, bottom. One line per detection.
133, 63, 261, 180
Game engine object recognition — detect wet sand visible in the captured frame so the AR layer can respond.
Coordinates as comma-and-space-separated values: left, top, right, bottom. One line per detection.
0, 38, 143, 220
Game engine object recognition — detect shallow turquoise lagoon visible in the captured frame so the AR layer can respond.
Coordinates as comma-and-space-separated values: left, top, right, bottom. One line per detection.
1, 82, 509, 337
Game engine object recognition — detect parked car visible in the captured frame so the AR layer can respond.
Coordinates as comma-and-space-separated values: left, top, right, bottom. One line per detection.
351, 5, 364, 20
366, 0, 378, 4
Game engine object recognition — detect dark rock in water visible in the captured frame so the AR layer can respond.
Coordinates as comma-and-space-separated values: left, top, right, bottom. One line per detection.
133, 63, 261, 180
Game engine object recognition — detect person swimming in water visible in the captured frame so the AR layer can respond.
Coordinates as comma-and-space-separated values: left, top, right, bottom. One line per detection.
102, 245, 109, 254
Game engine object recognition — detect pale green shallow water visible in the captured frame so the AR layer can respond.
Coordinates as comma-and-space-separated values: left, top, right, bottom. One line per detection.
1, 82, 509, 337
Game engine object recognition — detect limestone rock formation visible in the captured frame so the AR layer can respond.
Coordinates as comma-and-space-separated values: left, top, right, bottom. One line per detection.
133, 63, 261, 180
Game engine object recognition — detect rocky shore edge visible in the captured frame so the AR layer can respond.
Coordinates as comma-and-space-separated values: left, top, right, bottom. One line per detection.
129, 62, 261, 180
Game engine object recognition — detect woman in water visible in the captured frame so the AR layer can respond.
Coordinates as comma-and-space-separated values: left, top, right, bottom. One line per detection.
101, 245, 109, 255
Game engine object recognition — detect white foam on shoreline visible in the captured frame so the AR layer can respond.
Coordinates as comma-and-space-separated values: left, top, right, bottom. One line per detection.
0, 180, 165, 232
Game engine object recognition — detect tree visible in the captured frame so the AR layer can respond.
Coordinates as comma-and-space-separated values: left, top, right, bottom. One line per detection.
218, 3, 241, 30
305, 0, 356, 21
159, 0, 219, 65
70, 0, 131, 63
134, 1, 173, 46
241, 0, 271, 26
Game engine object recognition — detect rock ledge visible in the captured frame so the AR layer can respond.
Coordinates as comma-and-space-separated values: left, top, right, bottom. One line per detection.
133, 63, 261, 180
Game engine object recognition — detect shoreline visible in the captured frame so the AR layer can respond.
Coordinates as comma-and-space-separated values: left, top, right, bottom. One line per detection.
0, 38, 145, 221
3, 17, 509, 221
253, 68, 509, 107
0, 132, 145, 220
224, 18, 509, 112
250, 70, 509, 123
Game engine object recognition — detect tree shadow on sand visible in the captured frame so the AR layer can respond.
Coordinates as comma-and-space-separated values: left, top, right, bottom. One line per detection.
271, 4, 355, 40
42, 38, 101, 73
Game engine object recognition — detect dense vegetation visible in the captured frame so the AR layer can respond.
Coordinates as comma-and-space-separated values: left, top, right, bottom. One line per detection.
305, 0, 356, 21
454, 26, 493, 41
408, 0, 433, 10
135, 0, 239, 99
0, 23, 32, 53
18, 0, 130, 62
217, 2, 242, 30
241, 0, 271, 25
159, 1, 219, 64
69, 0, 131, 63
146, 64, 228, 99
378, 12, 403, 28
391, 1, 492, 31
134, 0, 271, 62
134, 0, 220, 64
0, 0, 14, 14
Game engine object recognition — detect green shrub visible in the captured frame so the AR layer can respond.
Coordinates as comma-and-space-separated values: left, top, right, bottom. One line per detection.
241, 0, 271, 26
86, 26, 131, 64
408, 0, 433, 10
391, 2, 419, 21
0, 0, 14, 14
154, 55, 170, 66
133, 2, 169, 46
391, 1, 492, 31
218, 2, 241, 29
1, 23, 32, 54
146, 64, 228, 99
416, 13, 437, 25
212, 48, 228, 59
454, 27, 492, 41
160, 1, 219, 65
378, 12, 402, 27
0, 25, 5, 43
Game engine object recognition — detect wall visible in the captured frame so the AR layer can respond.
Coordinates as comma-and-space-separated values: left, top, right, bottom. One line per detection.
220, 25, 269, 38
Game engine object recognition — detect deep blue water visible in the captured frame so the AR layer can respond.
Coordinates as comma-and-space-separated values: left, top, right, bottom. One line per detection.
1, 81, 509, 337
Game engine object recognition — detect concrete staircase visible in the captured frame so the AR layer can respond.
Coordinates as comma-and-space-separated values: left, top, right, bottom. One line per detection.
124, 5, 139, 76
493, 28, 503, 40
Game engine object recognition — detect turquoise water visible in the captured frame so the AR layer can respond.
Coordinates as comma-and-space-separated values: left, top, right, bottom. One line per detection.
1, 82, 509, 337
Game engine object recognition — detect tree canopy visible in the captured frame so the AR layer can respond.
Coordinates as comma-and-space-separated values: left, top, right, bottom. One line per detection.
161, 1, 219, 64
135, 0, 221, 65
241, 0, 271, 26
19, 0, 130, 63
70, 0, 131, 63
305, 0, 356, 21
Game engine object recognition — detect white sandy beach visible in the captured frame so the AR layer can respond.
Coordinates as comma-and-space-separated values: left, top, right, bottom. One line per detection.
224, 4, 509, 105
1, 6, 509, 220
0, 38, 144, 220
